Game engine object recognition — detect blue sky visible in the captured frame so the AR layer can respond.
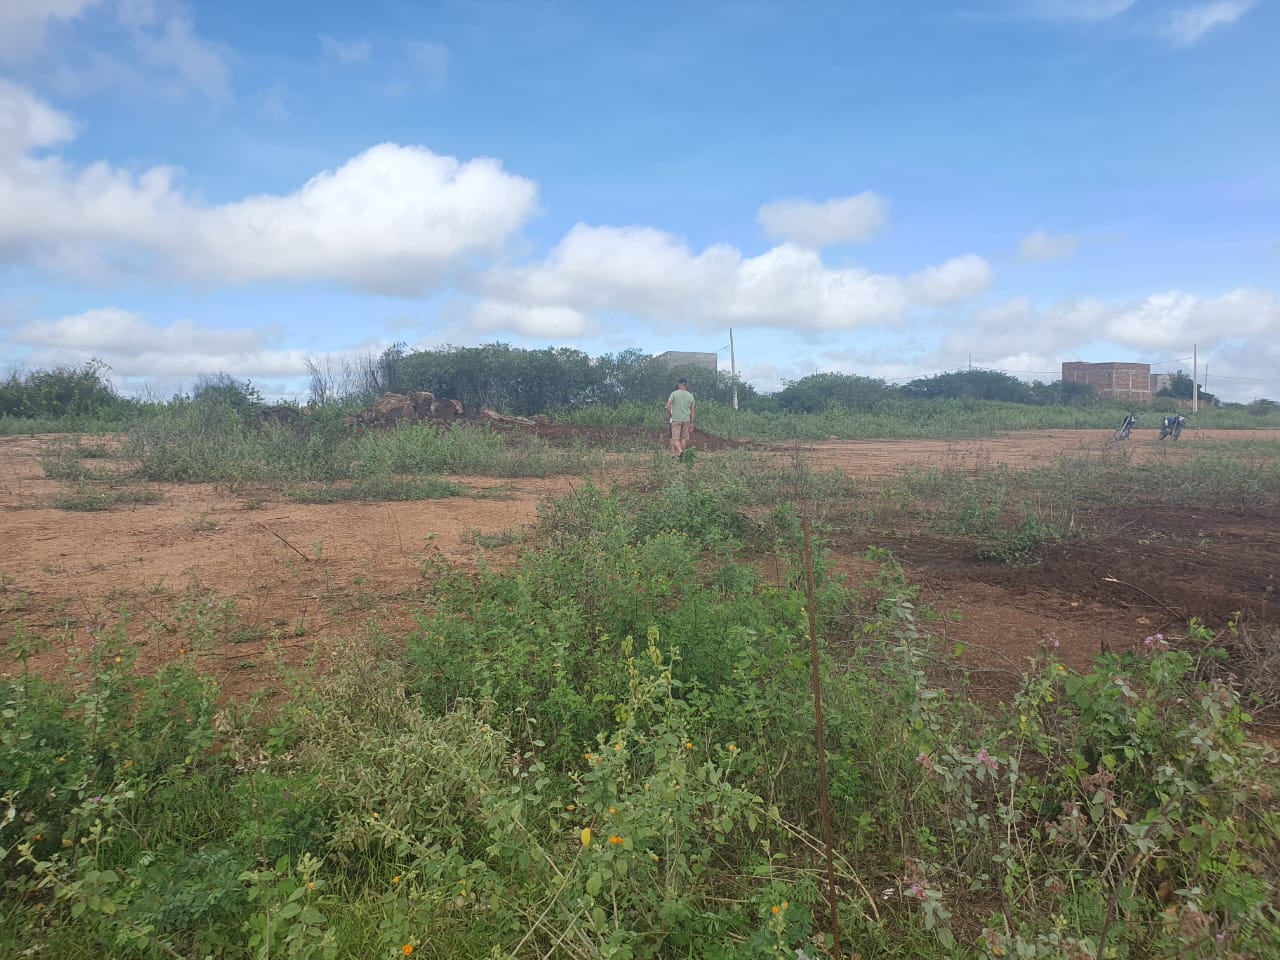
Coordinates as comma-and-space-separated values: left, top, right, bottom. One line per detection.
1, 0, 1277, 401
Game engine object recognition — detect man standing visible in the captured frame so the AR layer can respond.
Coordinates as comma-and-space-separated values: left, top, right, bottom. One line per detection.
666, 378, 695, 460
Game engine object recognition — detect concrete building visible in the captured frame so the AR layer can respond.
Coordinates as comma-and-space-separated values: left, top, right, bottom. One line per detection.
1061, 361, 1152, 403
654, 351, 717, 372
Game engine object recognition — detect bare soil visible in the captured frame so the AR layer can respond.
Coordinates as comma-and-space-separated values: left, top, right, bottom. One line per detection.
3, 427, 1277, 715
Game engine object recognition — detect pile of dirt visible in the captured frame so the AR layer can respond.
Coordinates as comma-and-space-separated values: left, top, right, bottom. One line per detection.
343, 391, 465, 431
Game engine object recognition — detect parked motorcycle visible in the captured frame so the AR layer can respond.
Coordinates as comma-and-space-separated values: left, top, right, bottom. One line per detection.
1114, 413, 1138, 440
1159, 415, 1188, 440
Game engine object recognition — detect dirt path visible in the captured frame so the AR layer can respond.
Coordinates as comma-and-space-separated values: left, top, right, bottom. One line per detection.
3, 429, 1276, 714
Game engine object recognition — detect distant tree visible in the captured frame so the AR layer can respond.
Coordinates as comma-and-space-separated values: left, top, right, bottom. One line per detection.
1027, 379, 1095, 406
775, 372, 892, 412
0, 360, 123, 418
902, 369, 1032, 403
1246, 398, 1278, 417
192, 373, 263, 411
1156, 369, 1215, 404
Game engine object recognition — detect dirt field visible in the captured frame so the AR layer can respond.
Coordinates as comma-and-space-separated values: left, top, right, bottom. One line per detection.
3, 428, 1277, 714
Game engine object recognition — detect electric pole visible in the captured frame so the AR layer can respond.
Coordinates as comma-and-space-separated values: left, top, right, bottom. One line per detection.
729, 328, 738, 411
1192, 344, 1198, 414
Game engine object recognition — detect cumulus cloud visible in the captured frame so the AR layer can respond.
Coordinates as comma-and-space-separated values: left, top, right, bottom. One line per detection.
1018, 229, 1079, 261
1159, 0, 1256, 47
757, 192, 888, 247
0, 83, 539, 293
4, 307, 317, 397
473, 224, 993, 337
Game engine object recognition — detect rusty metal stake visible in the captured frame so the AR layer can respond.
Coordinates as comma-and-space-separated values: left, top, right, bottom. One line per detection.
802, 517, 842, 959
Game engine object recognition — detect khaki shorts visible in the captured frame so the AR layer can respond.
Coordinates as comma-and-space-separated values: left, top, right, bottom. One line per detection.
671, 421, 691, 443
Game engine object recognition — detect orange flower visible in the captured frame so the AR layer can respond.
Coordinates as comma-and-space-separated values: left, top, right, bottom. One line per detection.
392, 876, 401, 884
403, 945, 414, 956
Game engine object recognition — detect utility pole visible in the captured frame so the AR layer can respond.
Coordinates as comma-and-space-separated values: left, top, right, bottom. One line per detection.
1192, 344, 1198, 414
729, 328, 739, 411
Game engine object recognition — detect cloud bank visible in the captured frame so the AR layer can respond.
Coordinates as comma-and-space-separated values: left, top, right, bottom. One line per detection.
0, 82, 538, 293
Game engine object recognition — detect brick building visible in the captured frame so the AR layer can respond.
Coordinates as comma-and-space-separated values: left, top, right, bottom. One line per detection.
1061, 362, 1152, 403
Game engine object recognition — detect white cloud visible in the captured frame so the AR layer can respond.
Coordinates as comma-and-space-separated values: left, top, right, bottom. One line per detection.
321, 34, 372, 64
4, 307, 316, 397
119, 0, 230, 102
1, 0, 230, 102
407, 41, 449, 88
471, 302, 589, 338
1158, 0, 1256, 47
0, 78, 77, 154
1018, 229, 1079, 261
473, 224, 992, 337
757, 192, 887, 247
1104, 287, 1278, 349
942, 288, 1280, 399
907, 255, 995, 305
0, 83, 539, 293
0, 0, 104, 61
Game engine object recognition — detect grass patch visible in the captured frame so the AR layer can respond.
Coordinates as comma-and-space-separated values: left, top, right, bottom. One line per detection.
288, 476, 463, 504
50, 483, 162, 511
459, 526, 525, 548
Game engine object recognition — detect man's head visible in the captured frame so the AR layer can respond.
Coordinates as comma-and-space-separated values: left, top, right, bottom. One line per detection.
677, 379, 688, 389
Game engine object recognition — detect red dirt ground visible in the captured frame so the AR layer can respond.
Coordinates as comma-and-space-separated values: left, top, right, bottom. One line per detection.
3, 427, 1277, 721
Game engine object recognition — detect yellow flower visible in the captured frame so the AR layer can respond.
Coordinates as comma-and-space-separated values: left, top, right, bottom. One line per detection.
114, 656, 121, 663
392, 876, 401, 884
307, 882, 315, 890
613, 743, 622, 751
728, 743, 737, 752
608, 806, 617, 815
565, 804, 575, 811
580, 828, 592, 848
684, 741, 693, 751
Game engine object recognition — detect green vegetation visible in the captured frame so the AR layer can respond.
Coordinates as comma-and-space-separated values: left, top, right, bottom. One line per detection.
5, 356, 1280, 955
3, 453, 1278, 959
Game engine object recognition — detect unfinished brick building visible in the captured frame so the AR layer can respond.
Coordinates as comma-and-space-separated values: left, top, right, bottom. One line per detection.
1061, 362, 1152, 403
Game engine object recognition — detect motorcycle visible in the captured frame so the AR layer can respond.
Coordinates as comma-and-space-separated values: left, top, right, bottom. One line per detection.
1159, 415, 1188, 441
1114, 413, 1137, 441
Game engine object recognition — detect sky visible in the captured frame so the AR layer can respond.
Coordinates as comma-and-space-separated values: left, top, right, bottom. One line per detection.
1, 0, 1278, 402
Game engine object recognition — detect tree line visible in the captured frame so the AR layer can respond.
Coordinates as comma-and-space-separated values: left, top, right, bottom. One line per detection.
4, 346, 1274, 421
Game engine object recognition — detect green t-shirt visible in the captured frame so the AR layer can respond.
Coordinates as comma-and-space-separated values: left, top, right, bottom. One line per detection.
668, 389, 695, 423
